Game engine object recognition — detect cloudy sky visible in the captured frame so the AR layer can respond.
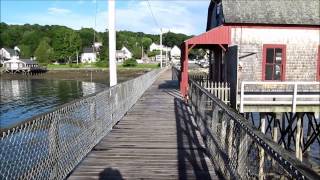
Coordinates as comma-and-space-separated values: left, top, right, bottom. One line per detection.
1, 0, 210, 35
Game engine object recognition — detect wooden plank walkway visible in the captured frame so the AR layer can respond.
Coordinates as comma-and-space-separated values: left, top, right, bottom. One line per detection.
68, 69, 219, 180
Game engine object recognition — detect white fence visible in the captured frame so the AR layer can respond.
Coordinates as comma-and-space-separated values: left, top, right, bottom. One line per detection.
198, 81, 230, 104
240, 81, 320, 113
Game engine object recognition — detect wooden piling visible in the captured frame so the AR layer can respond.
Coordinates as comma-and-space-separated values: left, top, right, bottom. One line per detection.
295, 113, 303, 161
259, 112, 266, 180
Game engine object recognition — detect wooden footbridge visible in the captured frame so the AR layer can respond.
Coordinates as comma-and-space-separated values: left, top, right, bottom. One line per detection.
0, 68, 319, 180
68, 70, 217, 179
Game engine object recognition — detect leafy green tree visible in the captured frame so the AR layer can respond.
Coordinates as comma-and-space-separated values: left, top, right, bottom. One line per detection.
35, 38, 54, 65
78, 28, 95, 48
122, 58, 137, 67
51, 27, 81, 62
20, 31, 41, 53
163, 31, 191, 47
18, 44, 32, 58
132, 46, 142, 59
147, 50, 160, 57
141, 37, 152, 52
0, 23, 191, 64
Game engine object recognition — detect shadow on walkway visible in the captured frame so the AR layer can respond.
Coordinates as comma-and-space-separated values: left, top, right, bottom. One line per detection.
174, 97, 213, 180
99, 167, 123, 180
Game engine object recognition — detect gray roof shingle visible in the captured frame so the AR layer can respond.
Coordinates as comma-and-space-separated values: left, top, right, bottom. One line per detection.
220, 0, 320, 25
83, 47, 95, 53
3, 47, 16, 55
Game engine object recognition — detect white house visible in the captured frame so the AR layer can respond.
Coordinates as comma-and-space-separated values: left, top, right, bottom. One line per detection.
121, 47, 132, 59
81, 47, 97, 63
116, 46, 132, 62
170, 45, 181, 60
0, 47, 20, 60
155, 54, 168, 62
149, 43, 171, 52
93, 42, 103, 50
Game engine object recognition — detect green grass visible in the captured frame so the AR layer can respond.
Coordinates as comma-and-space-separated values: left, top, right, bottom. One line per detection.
123, 63, 160, 69
46, 63, 160, 70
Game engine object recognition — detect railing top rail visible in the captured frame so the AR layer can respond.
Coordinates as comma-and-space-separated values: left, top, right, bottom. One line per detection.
1, 68, 164, 180
189, 78, 320, 180
0, 68, 161, 135
242, 81, 320, 85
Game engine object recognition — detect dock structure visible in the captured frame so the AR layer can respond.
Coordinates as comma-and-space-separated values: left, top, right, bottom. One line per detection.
2, 58, 47, 74
68, 69, 218, 179
1, 68, 319, 180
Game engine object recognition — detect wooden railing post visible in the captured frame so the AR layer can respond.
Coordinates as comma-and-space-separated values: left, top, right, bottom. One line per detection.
240, 82, 245, 113
292, 83, 298, 113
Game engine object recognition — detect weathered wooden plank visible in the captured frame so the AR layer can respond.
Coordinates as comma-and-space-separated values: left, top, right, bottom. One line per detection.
68, 69, 218, 180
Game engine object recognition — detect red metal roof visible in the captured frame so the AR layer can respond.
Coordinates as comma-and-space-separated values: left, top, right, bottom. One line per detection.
179, 26, 231, 98
185, 25, 231, 45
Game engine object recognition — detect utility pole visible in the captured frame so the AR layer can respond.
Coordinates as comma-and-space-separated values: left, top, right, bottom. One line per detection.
109, 0, 117, 86
165, 47, 168, 67
76, 50, 79, 65
160, 28, 163, 68
141, 46, 144, 60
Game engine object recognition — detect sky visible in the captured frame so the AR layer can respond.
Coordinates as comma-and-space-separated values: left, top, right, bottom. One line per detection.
1, 0, 210, 35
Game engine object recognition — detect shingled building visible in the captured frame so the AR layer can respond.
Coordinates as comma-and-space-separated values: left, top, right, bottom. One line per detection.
180, 0, 320, 112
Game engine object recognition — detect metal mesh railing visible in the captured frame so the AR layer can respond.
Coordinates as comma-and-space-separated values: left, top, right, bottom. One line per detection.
188, 79, 319, 180
0, 68, 163, 180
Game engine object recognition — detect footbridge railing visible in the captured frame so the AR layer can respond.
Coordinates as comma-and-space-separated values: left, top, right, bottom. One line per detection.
172, 66, 319, 179
0, 68, 163, 180
188, 78, 319, 179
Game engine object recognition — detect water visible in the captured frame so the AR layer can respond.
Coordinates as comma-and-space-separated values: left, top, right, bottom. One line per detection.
0, 79, 107, 128
250, 112, 320, 167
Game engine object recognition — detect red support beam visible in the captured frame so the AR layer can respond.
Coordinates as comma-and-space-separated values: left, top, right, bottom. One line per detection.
180, 42, 189, 99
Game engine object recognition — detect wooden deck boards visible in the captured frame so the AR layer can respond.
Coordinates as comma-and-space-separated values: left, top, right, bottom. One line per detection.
68, 69, 219, 180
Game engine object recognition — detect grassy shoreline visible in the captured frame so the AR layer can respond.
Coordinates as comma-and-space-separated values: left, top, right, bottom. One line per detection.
46, 63, 160, 70
0, 63, 160, 75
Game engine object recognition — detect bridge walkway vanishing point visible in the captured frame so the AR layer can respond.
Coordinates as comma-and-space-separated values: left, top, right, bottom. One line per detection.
68, 69, 219, 180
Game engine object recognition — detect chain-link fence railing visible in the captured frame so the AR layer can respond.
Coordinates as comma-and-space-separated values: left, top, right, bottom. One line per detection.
0, 68, 163, 180
188, 79, 319, 180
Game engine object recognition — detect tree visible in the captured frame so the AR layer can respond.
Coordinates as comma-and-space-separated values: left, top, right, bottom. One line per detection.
0, 23, 191, 64
51, 27, 81, 62
18, 44, 32, 58
141, 37, 152, 52
79, 28, 98, 48
35, 38, 54, 65
163, 31, 191, 47
132, 46, 142, 59
20, 30, 41, 54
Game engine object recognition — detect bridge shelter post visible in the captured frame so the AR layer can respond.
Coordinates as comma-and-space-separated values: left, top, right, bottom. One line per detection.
180, 42, 189, 99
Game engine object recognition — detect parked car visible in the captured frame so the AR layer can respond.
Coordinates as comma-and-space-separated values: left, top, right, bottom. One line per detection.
188, 59, 196, 64
200, 59, 206, 63
200, 61, 209, 68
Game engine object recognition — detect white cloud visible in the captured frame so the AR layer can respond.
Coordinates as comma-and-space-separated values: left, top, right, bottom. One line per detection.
48, 7, 71, 15
77, 0, 85, 4
24, 0, 209, 35
114, 0, 209, 35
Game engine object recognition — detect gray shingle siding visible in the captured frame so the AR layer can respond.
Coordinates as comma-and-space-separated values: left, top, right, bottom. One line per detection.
207, 0, 320, 30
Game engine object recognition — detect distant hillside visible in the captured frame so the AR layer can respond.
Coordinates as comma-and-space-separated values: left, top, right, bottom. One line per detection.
0, 23, 192, 64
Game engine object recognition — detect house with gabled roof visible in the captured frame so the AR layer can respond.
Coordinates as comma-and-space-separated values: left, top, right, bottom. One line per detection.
0, 47, 19, 60
81, 47, 97, 63
116, 46, 132, 63
180, 0, 320, 112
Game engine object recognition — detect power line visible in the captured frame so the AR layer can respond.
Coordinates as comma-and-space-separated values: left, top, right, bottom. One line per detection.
146, 0, 161, 31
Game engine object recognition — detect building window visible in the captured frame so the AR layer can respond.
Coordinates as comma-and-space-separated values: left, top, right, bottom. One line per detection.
262, 45, 286, 81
